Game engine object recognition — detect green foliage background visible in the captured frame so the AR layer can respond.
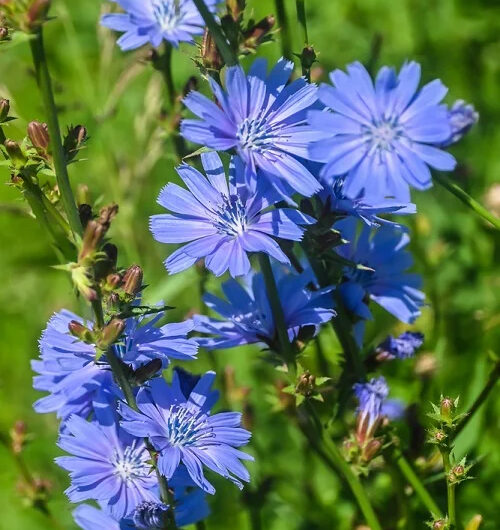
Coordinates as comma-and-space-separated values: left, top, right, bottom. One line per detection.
0, 0, 499, 528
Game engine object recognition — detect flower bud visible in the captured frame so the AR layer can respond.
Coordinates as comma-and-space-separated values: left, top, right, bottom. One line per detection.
440, 397, 455, 423
79, 220, 104, 260
27, 120, 50, 152
10, 420, 27, 454
122, 265, 143, 296
78, 203, 93, 228
201, 28, 224, 71
4, 139, 27, 166
0, 98, 10, 122
296, 371, 316, 396
0, 27, 9, 41
300, 46, 317, 70
243, 15, 275, 49
434, 430, 446, 443
25, 0, 51, 32
465, 515, 483, 530
362, 438, 382, 462
63, 124, 87, 162
226, 0, 245, 21
432, 520, 448, 530
97, 319, 125, 349
68, 320, 94, 344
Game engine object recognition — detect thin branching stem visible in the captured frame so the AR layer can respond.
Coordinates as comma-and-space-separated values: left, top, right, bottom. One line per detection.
274, 0, 293, 59
440, 448, 457, 529
296, 0, 309, 44
29, 28, 82, 238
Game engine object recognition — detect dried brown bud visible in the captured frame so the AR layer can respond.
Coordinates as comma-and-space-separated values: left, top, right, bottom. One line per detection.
79, 220, 104, 260
106, 273, 122, 289
201, 28, 224, 72
0, 98, 10, 122
68, 320, 94, 343
63, 124, 87, 162
25, 0, 51, 32
97, 319, 126, 349
362, 438, 382, 462
300, 45, 317, 70
243, 15, 275, 47
11, 420, 27, 454
296, 371, 316, 396
27, 120, 50, 152
226, 0, 245, 21
78, 203, 93, 228
122, 265, 143, 297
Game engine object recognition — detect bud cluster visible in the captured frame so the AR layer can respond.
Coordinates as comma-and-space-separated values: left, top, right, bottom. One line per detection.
281, 365, 331, 406
427, 396, 467, 447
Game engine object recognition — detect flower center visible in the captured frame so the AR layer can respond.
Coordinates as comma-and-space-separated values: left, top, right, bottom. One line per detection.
213, 195, 248, 237
112, 442, 150, 482
152, 0, 182, 31
166, 405, 211, 447
367, 120, 401, 151
236, 117, 272, 153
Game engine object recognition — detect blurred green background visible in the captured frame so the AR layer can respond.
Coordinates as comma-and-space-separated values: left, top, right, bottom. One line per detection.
0, 0, 499, 528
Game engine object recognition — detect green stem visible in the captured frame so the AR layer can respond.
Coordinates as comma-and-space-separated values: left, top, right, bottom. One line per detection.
301, 403, 382, 530
394, 451, 442, 516
196, 522, 207, 530
29, 28, 82, 237
192, 0, 238, 66
106, 347, 177, 529
258, 254, 296, 368
441, 449, 457, 529
296, 0, 309, 44
453, 360, 500, 439
162, 43, 176, 108
274, 0, 293, 59
434, 172, 500, 230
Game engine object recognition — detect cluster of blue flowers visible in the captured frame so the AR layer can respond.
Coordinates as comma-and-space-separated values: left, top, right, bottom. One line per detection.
30, 3, 479, 528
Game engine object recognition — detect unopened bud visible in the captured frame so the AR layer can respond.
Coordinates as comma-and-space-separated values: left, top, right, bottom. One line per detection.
4, 139, 27, 166
133, 359, 163, 385
227, 0, 245, 21
452, 464, 465, 477
26, 0, 51, 32
68, 320, 94, 343
434, 430, 446, 443
106, 273, 122, 289
0, 98, 10, 122
432, 520, 447, 530
201, 28, 224, 71
79, 219, 104, 260
78, 203, 93, 228
63, 124, 87, 162
363, 438, 382, 461
243, 15, 275, 48
0, 27, 9, 41
300, 45, 317, 70
296, 371, 316, 396
97, 319, 125, 349
122, 265, 143, 296
27, 121, 50, 152
440, 397, 455, 423
466, 515, 483, 530
10, 420, 27, 454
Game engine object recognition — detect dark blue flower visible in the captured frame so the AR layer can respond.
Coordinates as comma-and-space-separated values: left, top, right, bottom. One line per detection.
132, 501, 169, 528
120, 371, 253, 494
335, 218, 425, 325
150, 153, 314, 277
101, 0, 218, 50
32, 310, 197, 425
194, 266, 336, 350
308, 61, 456, 201
57, 397, 159, 519
353, 376, 389, 432
376, 331, 424, 360
441, 99, 479, 146
322, 178, 416, 228
181, 58, 324, 199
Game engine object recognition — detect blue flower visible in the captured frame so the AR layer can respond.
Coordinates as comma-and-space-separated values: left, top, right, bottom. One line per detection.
132, 501, 169, 528
120, 370, 253, 494
335, 218, 425, 325
181, 58, 324, 199
308, 61, 456, 201
57, 398, 159, 519
73, 504, 133, 530
381, 399, 406, 421
322, 178, 416, 228
32, 310, 197, 425
376, 331, 424, 360
101, 0, 218, 50
150, 152, 314, 277
441, 99, 479, 146
353, 376, 389, 432
194, 266, 336, 350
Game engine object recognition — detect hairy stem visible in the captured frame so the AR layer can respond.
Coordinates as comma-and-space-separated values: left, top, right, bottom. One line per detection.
440, 449, 457, 529
434, 172, 500, 230
394, 450, 442, 516
29, 28, 82, 238
453, 360, 500, 439
192, 0, 238, 66
274, 0, 293, 59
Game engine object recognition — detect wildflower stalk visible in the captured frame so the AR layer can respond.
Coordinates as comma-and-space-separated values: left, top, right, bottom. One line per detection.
301, 401, 383, 530
296, 0, 309, 44
274, 0, 293, 59
440, 448, 457, 529
29, 28, 83, 238
258, 253, 296, 369
105, 345, 178, 530
433, 172, 500, 230
192, 0, 238, 66
453, 359, 500, 439
162, 43, 176, 108
393, 449, 442, 516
